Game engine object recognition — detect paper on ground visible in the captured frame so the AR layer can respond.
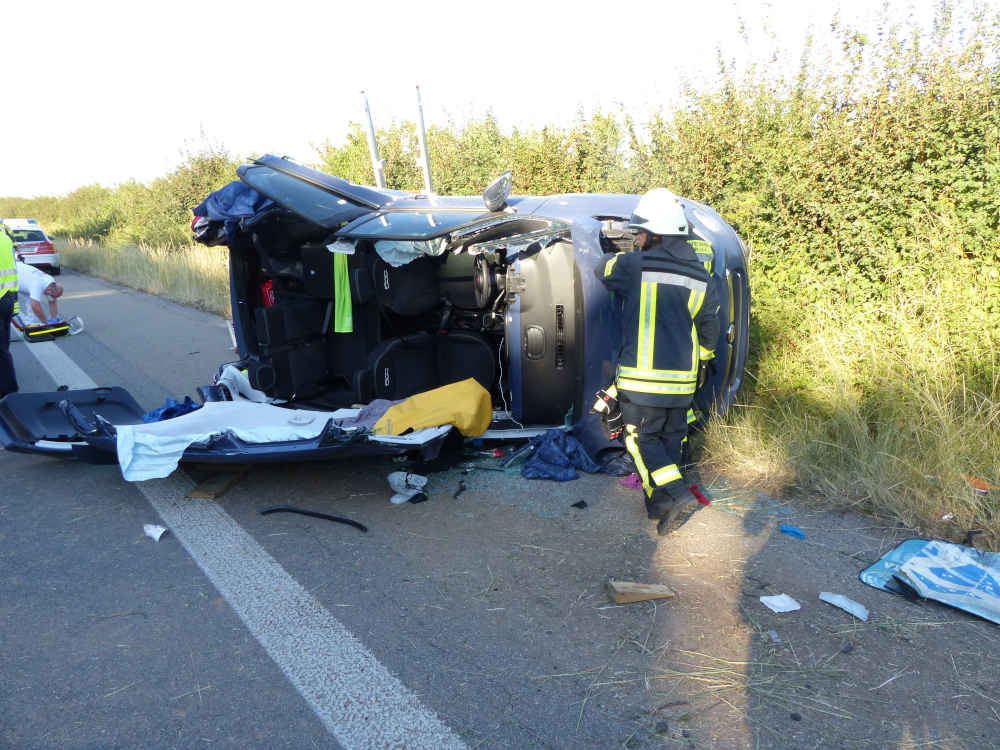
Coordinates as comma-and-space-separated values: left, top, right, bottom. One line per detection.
819, 592, 869, 621
760, 593, 800, 613
143, 524, 168, 542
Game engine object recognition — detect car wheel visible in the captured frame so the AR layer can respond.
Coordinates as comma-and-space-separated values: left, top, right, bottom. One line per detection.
49, 266, 61, 276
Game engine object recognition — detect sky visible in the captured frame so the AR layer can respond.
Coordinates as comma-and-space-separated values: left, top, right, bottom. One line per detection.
1, 0, 975, 197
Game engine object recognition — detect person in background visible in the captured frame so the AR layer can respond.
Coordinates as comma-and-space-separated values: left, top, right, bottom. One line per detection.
16, 260, 63, 327
0, 226, 19, 396
594, 188, 720, 534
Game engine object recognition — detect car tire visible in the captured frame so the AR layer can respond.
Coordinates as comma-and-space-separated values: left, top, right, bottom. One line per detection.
49, 266, 61, 276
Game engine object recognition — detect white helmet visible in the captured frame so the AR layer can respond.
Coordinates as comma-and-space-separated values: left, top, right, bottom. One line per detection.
628, 188, 689, 236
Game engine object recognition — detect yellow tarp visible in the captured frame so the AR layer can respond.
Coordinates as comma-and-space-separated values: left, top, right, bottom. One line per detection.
373, 378, 492, 437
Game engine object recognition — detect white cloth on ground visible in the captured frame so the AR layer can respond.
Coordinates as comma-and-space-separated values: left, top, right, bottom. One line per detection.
115, 400, 453, 482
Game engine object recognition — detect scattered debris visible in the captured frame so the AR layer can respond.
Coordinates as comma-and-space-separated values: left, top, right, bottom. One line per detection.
790, 712, 802, 721
620, 473, 642, 489
691, 485, 711, 506
143, 524, 168, 542
819, 592, 870, 621
767, 630, 781, 645
963, 475, 999, 494
779, 523, 806, 540
941, 513, 955, 521
571, 500, 588, 509
759, 594, 801, 613
861, 539, 1000, 625
453, 480, 467, 499
259, 505, 367, 533
388, 471, 428, 504
607, 579, 677, 604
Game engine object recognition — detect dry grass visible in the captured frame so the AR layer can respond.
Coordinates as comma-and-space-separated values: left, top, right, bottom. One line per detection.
56, 238, 231, 318
703, 247, 1000, 549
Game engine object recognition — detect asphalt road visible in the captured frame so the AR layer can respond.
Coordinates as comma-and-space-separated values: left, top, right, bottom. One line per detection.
4, 270, 1000, 750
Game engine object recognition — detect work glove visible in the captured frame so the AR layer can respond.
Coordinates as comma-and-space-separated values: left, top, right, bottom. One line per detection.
592, 386, 624, 441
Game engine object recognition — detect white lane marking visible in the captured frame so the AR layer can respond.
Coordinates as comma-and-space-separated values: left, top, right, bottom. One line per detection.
20, 342, 467, 750
25, 341, 96, 388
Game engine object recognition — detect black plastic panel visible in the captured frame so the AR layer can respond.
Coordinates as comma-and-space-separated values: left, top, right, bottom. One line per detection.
0, 388, 144, 442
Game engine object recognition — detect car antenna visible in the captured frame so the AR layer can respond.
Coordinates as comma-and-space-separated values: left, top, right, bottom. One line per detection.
415, 85, 434, 194
361, 90, 387, 189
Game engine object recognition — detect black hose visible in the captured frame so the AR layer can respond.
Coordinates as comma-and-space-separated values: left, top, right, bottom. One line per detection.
259, 505, 367, 533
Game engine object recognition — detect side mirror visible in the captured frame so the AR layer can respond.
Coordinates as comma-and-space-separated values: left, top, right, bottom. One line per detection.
482, 171, 512, 212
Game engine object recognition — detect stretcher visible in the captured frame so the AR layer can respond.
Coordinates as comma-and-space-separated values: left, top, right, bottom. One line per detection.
10, 315, 84, 343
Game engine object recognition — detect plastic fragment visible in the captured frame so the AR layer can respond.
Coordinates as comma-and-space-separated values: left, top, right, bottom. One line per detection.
780, 523, 806, 540
819, 592, 869, 621
620, 473, 642, 489
571, 500, 587, 509
759, 593, 800, 613
388, 471, 428, 504
767, 630, 781, 644
691, 485, 711, 506
143, 524, 168, 542
963, 475, 999, 494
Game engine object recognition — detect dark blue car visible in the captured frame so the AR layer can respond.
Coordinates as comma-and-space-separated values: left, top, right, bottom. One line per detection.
0, 155, 750, 467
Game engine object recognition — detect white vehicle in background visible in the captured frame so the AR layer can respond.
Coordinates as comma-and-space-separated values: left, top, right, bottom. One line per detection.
2, 218, 60, 275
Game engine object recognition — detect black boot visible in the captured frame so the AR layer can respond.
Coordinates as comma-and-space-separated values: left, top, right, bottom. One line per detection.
656, 484, 697, 535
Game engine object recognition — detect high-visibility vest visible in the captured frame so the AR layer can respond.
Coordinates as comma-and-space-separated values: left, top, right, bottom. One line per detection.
0, 232, 18, 315
595, 236, 720, 408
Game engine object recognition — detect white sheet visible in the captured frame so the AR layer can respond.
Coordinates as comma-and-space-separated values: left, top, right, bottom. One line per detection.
115, 401, 451, 482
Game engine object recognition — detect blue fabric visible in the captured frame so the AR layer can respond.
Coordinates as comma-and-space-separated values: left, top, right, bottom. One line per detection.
142, 396, 202, 423
780, 523, 806, 539
521, 428, 601, 481
192, 181, 274, 244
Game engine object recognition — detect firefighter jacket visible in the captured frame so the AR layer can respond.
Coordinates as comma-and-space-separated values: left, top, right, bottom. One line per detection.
0, 230, 18, 315
595, 235, 720, 408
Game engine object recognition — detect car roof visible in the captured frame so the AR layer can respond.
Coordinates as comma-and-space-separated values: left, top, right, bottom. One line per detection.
2, 218, 44, 230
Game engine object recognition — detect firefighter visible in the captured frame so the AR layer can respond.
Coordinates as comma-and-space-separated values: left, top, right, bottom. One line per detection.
594, 189, 720, 534
0, 225, 19, 397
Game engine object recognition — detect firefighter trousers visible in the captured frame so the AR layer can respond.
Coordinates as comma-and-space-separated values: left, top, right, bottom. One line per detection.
620, 398, 689, 511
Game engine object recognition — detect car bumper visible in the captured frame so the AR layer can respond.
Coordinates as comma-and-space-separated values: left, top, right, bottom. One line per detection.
19, 252, 60, 269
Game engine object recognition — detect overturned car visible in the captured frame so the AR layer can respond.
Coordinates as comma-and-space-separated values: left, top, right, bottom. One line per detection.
0, 155, 750, 473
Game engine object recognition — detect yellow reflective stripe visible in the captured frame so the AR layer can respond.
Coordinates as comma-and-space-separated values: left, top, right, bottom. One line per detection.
688, 239, 712, 256
651, 464, 682, 486
617, 377, 696, 395
688, 287, 705, 317
0, 266, 16, 275
606, 384, 617, 398
624, 427, 653, 497
603, 254, 621, 277
699, 346, 715, 360
687, 409, 697, 423
619, 365, 695, 381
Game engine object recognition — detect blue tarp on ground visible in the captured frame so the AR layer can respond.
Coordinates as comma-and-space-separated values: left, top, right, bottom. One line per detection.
521, 428, 601, 481
861, 539, 1000, 625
